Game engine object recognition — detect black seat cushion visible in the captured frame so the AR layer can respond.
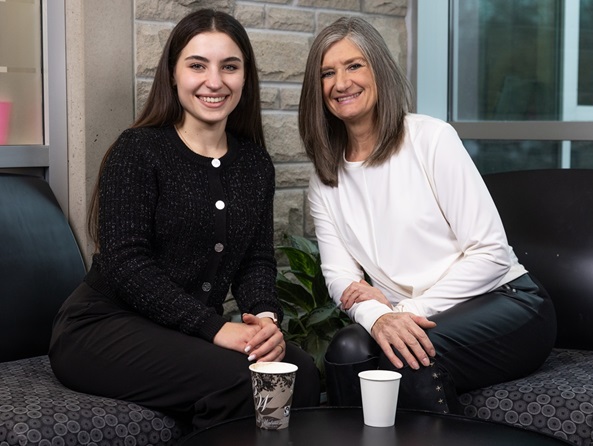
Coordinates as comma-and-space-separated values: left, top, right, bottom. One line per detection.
459, 348, 593, 445
0, 356, 190, 445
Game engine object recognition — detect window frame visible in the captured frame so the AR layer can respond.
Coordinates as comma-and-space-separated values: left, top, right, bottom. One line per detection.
0, 0, 68, 213
412, 0, 593, 147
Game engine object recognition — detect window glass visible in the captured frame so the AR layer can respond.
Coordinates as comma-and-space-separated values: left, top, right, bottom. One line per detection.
463, 140, 560, 174
571, 141, 593, 167
0, 0, 43, 145
442, 0, 593, 174
452, 0, 562, 121
463, 139, 593, 173
579, 0, 593, 106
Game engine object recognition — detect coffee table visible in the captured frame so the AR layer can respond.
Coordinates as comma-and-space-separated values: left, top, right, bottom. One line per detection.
177, 407, 573, 445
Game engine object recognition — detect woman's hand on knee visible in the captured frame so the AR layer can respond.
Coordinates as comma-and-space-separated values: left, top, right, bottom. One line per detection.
212, 321, 261, 353
340, 280, 392, 310
242, 313, 286, 363
370, 313, 436, 370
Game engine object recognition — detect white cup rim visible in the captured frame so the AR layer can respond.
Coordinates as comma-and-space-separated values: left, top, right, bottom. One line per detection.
249, 361, 298, 374
358, 370, 402, 381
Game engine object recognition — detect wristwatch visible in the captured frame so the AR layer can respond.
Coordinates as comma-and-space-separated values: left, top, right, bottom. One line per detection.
256, 311, 279, 327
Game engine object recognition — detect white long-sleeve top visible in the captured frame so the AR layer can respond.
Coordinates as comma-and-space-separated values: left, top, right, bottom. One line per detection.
308, 114, 527, 333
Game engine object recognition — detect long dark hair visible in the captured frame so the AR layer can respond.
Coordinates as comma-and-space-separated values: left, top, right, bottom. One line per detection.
88, 9, 264, 247
298, 17, 411, 187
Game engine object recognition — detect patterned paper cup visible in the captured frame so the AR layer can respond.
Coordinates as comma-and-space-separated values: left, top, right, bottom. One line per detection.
249, 362, 298, 430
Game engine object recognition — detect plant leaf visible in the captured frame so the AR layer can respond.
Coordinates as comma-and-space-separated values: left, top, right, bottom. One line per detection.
276, 246, 318, 287
288, 270, 315, 292
276, 273, 316, 312
302, 332, 332, 380
284, 332, 303, 343
281, 234, 320, 256
275, 234, 353, 388
287, 317, 308, 338
311, 268, 331, 307
306, 304, 338, 326
280, 301, 299, 319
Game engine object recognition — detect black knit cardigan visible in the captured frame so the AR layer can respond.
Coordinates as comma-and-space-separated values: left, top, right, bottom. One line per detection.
85, 126, 282, 342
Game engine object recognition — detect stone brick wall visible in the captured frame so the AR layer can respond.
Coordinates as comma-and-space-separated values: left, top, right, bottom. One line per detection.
135, 0, 408, 249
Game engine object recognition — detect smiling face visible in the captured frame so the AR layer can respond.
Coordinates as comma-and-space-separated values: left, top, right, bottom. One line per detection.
173, 31, 245, 129
321, 38, 378, 129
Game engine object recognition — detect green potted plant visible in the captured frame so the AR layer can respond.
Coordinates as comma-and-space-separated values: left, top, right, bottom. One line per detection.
275, 234, 351, 385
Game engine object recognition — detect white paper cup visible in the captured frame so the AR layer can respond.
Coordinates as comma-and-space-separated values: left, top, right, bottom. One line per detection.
249, 362, 298, 430
358, 370, 402, 427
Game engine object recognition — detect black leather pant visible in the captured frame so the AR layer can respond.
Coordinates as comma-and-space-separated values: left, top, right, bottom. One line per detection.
324, 273, 556, 414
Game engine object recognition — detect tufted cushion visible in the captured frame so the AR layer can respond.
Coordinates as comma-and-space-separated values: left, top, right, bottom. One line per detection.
459, 349, 593, 445
0, 356, 190, 446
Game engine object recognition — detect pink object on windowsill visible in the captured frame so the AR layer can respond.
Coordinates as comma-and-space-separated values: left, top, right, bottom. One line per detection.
0, 101, 12, 145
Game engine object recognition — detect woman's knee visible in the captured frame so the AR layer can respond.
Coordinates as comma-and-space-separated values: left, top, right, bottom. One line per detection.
325, 324, 380, 364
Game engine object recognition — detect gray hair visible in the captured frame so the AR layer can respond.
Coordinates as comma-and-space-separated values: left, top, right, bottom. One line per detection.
299, 16, 412, 186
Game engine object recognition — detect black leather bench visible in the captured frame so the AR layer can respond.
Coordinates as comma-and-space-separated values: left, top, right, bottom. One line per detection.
0, 173, 189, 445
459, 169, 593, 446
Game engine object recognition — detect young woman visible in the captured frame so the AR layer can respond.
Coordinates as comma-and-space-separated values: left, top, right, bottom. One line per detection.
299, 17, 556, 413
49, 9, 319, 430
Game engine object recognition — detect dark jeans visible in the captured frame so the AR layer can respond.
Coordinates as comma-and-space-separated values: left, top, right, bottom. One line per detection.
324, 273, 556, 413
49, 283, 320, 430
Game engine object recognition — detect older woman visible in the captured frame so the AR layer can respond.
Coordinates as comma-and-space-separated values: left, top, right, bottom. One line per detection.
299, 17, 556, 413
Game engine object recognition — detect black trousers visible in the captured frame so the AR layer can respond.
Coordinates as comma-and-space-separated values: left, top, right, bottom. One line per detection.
324, 273, 556, 414
49, 283, 320, 430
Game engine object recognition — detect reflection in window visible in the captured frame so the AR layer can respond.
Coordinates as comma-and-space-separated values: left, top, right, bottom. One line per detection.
453, 0, 562, 121
0, 0, 43, 145
571, 141, 593, 167
579, 0, 593, 106
464, 139, 593, 173
463, 140, 560, 174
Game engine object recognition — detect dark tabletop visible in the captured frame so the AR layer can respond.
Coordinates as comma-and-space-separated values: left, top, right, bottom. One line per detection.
178, 407, 573, 446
